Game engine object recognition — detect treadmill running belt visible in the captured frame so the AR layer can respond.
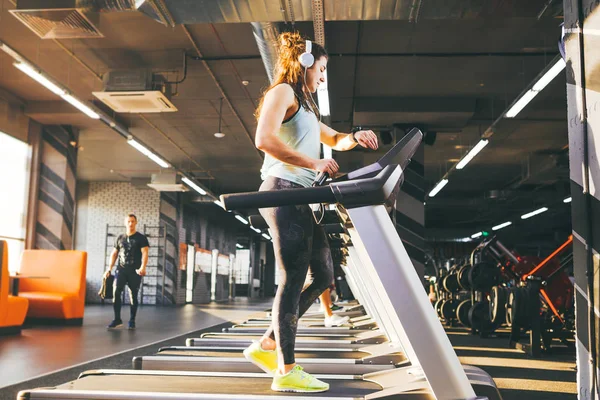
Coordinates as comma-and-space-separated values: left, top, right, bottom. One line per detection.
158, 350, 369, 359
199, 334, 367, 341
48, 375, 380, 397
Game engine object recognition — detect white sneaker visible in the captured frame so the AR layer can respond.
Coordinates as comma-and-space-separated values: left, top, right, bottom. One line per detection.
324, 314, 350, 327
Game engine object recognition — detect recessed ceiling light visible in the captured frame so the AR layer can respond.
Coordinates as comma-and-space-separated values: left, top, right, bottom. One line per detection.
214, 132, 225, 138
242, 80, 250, 86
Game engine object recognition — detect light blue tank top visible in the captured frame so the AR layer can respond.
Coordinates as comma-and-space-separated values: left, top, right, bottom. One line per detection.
260, 103, 321, 188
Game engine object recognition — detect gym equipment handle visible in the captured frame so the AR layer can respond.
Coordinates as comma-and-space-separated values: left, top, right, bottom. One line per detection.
312, 172, 329, 187
221, 185, 335, 211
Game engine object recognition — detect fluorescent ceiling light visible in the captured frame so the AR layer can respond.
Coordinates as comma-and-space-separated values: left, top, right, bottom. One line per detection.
135, 0, 146, 8
428, 179, 449, 197
521, 206, 548, 220
505, 89, 537, 118
236, 243, 243, 249
235, 215, 249, 225
564, 197, 572, 203
492, 221, 512, 231
456, 139, 489, 170
506, 58, 566, 118
127, 139, 170, 168
61, 94, 100, 119
532, 58, 566, 91
181, 177, 206, 195
471, 232, 483, 239
14, 62, 65, 96
13, 61, 100, 120
213, 200, 226, 209
262, 233, 271, 240
250, 226, 261, 233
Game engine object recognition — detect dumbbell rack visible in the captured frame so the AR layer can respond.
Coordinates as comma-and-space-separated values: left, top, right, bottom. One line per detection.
435, 261, 469, 328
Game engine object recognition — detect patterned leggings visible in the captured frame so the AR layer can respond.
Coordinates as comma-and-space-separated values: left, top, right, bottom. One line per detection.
259, 176, 334, 365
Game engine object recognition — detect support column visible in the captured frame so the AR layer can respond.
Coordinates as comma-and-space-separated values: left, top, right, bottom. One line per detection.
159, 192, 179, 304
33, 125, 78, 250
564, 1, 600, 398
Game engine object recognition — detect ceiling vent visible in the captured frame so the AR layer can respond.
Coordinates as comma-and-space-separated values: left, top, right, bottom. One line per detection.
147, 171, 188, 192
92, 69, 178, 113
8, 0, 114, 39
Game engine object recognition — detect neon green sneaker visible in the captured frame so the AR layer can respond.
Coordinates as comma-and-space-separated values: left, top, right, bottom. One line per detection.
243, 341, 277, 375
271, 365, 329, 393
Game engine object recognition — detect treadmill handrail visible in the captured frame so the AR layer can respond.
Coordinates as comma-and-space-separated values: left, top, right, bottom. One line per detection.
221, 165, 399, 211
221, 185, 335, 211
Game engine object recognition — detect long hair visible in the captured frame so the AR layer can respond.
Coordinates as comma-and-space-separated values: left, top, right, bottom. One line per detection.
255, 32, 328, 121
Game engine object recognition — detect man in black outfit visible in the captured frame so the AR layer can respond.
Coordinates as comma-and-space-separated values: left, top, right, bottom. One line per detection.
104, 214, 149, 329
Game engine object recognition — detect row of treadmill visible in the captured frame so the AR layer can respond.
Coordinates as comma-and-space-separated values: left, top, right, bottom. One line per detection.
18, 129, 502, 400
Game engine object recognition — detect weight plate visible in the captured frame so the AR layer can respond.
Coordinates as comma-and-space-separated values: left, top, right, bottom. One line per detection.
456, 299, 472, 327
489, 286, 507, 325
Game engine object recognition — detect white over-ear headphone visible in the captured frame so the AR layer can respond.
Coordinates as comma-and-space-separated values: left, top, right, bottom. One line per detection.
299, 39, 314, 68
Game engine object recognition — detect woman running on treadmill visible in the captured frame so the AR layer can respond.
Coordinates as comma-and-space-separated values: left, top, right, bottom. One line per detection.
243, 31, 378, 393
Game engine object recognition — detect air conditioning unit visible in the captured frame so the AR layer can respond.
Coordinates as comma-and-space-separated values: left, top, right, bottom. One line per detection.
92, 70, 178, 113
147, 171, 188, 192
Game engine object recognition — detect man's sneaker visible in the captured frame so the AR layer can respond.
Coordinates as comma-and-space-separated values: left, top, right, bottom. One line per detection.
271, 365, 329, 393
324, 314, 350, 327
128, 320, 136, 330
107, 319, 123, 329
330, 303, 343, 311
243, 341, 277, 375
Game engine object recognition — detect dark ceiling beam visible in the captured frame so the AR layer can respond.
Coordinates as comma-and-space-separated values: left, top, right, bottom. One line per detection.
353, 96, 476, 127
25, 101, 85, 116
190, 51, 559, 61
0, 86, 25, 107
355, 97, 477, 113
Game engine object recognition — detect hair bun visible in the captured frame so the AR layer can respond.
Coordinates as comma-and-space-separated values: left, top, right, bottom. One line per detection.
279, 31, 303, 50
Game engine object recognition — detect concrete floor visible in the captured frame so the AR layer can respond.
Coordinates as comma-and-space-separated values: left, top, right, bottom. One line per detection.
0, 299, 577, 399
447, 327, 577, 399
0, 299, 271, 388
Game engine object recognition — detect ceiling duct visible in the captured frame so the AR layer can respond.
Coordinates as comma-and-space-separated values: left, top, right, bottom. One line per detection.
92, 69, 177, 113
132, 0, 555, 24
9, 0, 138, 39
251, 22, 280, 84
11, 0, 558, 33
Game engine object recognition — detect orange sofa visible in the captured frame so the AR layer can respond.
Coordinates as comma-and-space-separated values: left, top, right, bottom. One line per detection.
0, 240, 29, 334
18, 250, 87, 325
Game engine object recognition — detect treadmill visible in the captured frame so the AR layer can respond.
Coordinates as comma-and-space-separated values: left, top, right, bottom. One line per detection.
133, 227, 405, 375
18, 128, 501, 400
132, 136, 421, 375
186, 234, 400, 351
